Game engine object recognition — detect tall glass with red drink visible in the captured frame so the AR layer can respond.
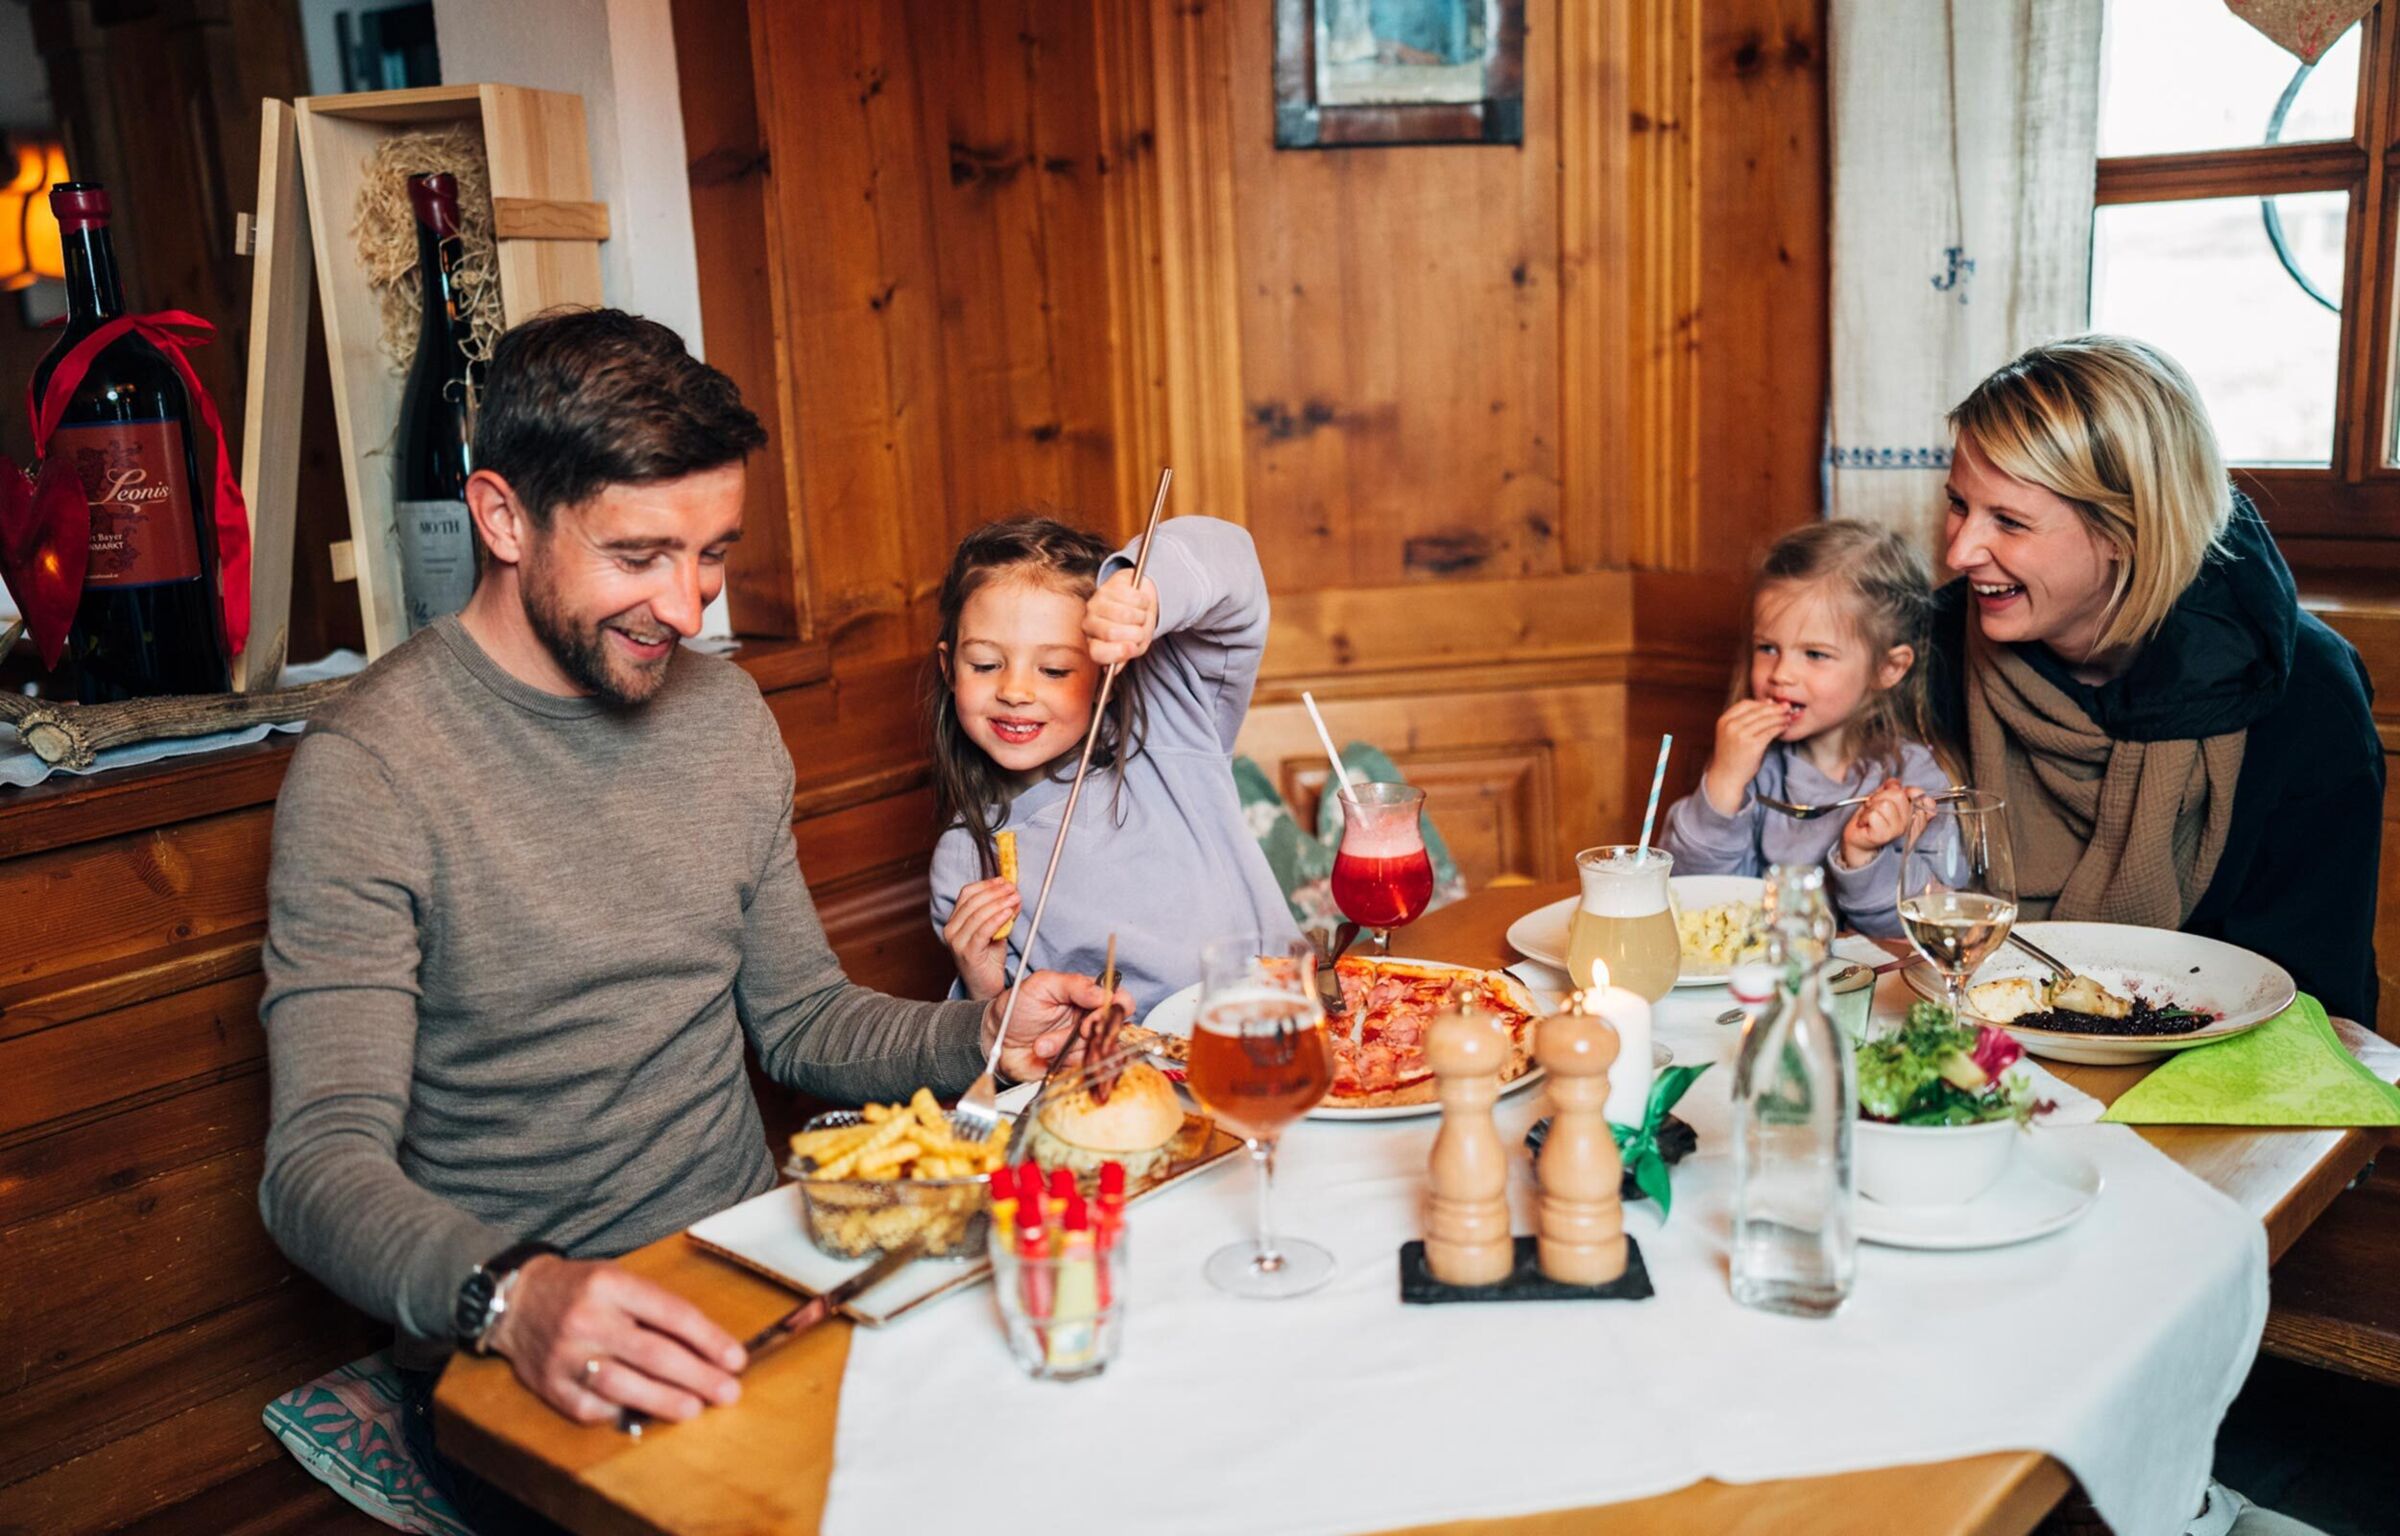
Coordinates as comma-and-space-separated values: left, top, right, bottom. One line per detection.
1330, 781, 1432, 956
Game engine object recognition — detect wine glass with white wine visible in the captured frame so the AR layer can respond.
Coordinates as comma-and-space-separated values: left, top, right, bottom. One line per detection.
1896, 789, 2017, 1023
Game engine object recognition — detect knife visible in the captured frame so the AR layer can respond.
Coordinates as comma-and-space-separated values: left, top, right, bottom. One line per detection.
617, 1239, 926, 1436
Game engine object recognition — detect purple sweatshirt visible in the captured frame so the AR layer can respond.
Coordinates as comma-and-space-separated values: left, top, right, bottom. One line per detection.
929, 517, 1302, 1013
1660, 739, 1952, 938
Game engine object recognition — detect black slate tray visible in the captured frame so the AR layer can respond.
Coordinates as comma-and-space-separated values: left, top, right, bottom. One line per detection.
1398, 1234, 1652, 1304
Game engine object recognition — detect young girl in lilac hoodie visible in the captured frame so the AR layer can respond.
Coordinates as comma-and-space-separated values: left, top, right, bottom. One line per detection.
926, 515, 1301, 1012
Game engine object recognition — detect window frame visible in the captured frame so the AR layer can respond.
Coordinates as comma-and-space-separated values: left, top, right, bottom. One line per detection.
2094, 2, 2400, 559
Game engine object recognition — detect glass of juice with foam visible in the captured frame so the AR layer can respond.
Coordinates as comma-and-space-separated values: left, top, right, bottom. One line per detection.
1329, 782, 1434, 956
1566, 845, 1679, 1001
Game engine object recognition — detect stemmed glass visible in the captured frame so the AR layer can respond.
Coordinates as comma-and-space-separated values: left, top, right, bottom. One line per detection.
1329, 782, 1434, 957
1184, 937, 1337, 1299
1896, 789, 2018, 1022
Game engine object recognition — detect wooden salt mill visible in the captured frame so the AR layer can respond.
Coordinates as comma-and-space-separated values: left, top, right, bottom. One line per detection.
1424, 983, 1516, 1286
1536, 989, 1629, 1285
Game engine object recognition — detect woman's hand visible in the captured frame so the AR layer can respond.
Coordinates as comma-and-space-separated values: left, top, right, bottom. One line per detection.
1084, 569, 1159, 668
1702, 699, 1792, 816
942, 878, 1021, 1000
1835, 780, 1922, 869
981, 970, 1132, 1082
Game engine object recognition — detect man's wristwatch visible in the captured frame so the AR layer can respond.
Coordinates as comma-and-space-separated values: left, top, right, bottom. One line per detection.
453, 1239, 560, 1355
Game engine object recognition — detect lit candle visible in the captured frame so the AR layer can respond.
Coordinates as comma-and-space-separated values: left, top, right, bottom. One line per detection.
1580, 960, 1653, 1128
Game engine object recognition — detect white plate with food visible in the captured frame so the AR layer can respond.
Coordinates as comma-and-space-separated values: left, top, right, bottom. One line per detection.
1506, 875, 1768, 988
1129, 955, 1546, 1121
1856, 1130, 2102, 1250
1904, 921, 2295, 1066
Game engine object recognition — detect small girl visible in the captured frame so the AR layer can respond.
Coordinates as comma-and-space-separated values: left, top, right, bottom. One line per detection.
926, 514, 1302, 1011
1660, 520, 1950, 938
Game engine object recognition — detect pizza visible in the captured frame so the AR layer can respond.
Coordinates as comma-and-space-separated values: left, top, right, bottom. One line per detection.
1125, 957, 1539, 1111
1325, 957, 1539, 1107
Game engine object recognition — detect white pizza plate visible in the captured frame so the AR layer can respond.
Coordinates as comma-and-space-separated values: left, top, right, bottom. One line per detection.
1138, 957, 1548, 1122
1903, 921, 2295, 1066
1856, 1130, 2102, 1250
1506, 875, 1768, 988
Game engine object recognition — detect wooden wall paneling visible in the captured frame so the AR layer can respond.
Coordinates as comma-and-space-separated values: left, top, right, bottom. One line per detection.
0, 972, 266, 1138
0, 807, 275, 997
1092, 0, 1250, 529
0, 1069, 266, 1230
1219, 0, 1564, 590
908, 0, 1121, 537
1692, 0, 1828, 572
750, 0, 948, 655
2311, 600, 2400, 1037
673, 0, 805, 638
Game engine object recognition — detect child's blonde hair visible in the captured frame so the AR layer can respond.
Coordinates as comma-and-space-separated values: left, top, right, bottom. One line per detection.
1738, 520, 1939, 776
1947, 335, 2233, 655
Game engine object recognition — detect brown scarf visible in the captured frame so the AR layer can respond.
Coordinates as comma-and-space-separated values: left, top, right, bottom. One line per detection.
1963, 627, 2246, 928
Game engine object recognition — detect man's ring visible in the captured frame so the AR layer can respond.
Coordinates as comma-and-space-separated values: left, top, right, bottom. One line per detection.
580, 1356, 604, 1388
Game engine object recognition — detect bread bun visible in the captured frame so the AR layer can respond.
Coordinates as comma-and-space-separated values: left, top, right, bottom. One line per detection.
1027, 1061, 1184, 1177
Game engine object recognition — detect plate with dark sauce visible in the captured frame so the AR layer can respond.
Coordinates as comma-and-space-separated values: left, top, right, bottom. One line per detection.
1905, 922, 2295, 1065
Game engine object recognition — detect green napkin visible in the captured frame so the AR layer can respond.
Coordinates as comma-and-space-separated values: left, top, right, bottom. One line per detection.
2101, 994, 2400, 1127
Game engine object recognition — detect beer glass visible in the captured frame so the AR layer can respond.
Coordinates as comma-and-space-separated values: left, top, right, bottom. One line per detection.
1897, 790, 2016, 1022
1565, 845, 1679, 1001
1329, 782, 1434, 956
1186, 936, 1336, 1298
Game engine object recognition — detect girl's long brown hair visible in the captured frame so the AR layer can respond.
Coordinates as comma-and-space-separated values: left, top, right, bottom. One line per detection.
1741, 520, 1942, 778
925, 516, 1149, 874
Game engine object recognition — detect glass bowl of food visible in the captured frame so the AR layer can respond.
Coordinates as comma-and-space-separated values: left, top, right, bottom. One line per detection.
784, 1097, 1009, 1261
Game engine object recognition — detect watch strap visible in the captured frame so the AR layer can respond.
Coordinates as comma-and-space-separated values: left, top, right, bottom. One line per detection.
455, 1239, 561, 1351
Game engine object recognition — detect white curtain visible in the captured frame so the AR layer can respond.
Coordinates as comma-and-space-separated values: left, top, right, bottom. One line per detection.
1826, 0, 2105, 557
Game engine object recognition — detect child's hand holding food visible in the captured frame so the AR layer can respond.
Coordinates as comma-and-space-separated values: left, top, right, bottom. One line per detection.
943, 877, 1021, 999
1083, 567, 1159, 667
1835, 779, 1920, 869
1703, 699, 1794, 816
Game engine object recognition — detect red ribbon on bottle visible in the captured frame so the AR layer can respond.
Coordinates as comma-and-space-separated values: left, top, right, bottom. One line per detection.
0, 310, 250, 668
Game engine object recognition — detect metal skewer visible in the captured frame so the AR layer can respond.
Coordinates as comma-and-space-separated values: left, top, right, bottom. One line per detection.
950, 469, 1173, 1136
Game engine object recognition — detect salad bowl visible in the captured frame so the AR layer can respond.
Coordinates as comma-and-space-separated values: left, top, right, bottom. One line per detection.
1855, 1118, 2019, 1209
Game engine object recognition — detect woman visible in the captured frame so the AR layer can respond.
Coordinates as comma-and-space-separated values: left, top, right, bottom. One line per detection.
1929, 335, 2382, 1026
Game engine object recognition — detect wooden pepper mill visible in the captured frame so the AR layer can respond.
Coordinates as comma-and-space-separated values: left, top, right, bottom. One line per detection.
1536, 991, 1629, 1285
1424, 983, 1516, 1286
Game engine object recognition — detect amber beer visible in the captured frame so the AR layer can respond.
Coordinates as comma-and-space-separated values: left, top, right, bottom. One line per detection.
1186, 991, 1333, 1141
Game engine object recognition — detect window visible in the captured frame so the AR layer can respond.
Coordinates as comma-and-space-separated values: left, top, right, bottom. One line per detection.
2095, 0, 2400, 547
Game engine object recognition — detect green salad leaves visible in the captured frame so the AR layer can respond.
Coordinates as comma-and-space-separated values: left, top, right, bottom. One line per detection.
1856, 1002, 2037, 1126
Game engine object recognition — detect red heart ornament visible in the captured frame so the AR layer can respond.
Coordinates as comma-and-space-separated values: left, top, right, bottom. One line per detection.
0, 452, 90, 669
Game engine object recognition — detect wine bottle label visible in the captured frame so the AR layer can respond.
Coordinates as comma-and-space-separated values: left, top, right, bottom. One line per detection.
49, 420, 204, 588
394, 497, 478, 632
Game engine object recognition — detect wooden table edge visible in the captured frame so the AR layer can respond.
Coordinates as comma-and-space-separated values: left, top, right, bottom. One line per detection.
435, 883, 2397, 1536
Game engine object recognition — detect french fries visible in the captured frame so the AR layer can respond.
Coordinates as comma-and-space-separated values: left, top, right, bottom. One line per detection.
991, 830, 1020, 943
788, 1089, 1014, 1259
789, 1088, 1011, 1182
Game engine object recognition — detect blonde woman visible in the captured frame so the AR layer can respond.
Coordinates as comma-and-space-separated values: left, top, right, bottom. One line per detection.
1930, 335, 2382, 1025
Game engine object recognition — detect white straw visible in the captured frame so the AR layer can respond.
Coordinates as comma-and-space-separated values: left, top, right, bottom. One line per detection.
1636, 734, 1672, 853
1301, 690, 1357, 807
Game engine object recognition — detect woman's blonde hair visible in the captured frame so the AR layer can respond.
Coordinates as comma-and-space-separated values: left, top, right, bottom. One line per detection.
1947, 335, 2233, 655
1739, 520, 1940, 777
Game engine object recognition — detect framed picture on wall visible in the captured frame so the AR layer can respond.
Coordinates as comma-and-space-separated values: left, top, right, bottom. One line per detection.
1274, 0, 1524, 149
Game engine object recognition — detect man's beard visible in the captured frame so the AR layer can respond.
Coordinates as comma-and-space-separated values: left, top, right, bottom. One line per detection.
520, 553, 674, 707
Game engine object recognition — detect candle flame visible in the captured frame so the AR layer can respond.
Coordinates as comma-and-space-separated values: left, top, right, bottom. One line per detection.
1589, 959, 1609, 991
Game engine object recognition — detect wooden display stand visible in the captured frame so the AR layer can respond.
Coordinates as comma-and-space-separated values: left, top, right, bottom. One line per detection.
237, 84, 608, 680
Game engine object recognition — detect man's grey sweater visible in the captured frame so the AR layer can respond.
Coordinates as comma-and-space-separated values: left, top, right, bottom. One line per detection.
258, 616, 985, 1363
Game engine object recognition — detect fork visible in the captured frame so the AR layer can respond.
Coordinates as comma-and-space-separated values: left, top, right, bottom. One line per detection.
952, 470, 1172, 1140
1314, 920, 1360, 1021
1755, 784, 1971, 821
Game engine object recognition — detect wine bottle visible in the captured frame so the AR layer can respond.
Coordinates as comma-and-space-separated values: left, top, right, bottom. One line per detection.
392, 172, 479, 634
30, 182, 230, 703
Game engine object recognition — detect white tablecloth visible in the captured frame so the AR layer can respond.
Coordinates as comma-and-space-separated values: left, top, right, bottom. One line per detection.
824, 981, 2267, 1536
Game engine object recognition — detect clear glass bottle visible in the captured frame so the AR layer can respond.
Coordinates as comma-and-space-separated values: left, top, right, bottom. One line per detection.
1729, 864, 1856, 1317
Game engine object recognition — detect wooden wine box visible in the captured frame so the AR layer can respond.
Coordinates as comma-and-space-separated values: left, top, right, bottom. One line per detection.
238, 83, 609, 676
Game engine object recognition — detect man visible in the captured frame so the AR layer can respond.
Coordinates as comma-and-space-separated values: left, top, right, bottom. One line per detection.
258, 310, 1114, 1525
